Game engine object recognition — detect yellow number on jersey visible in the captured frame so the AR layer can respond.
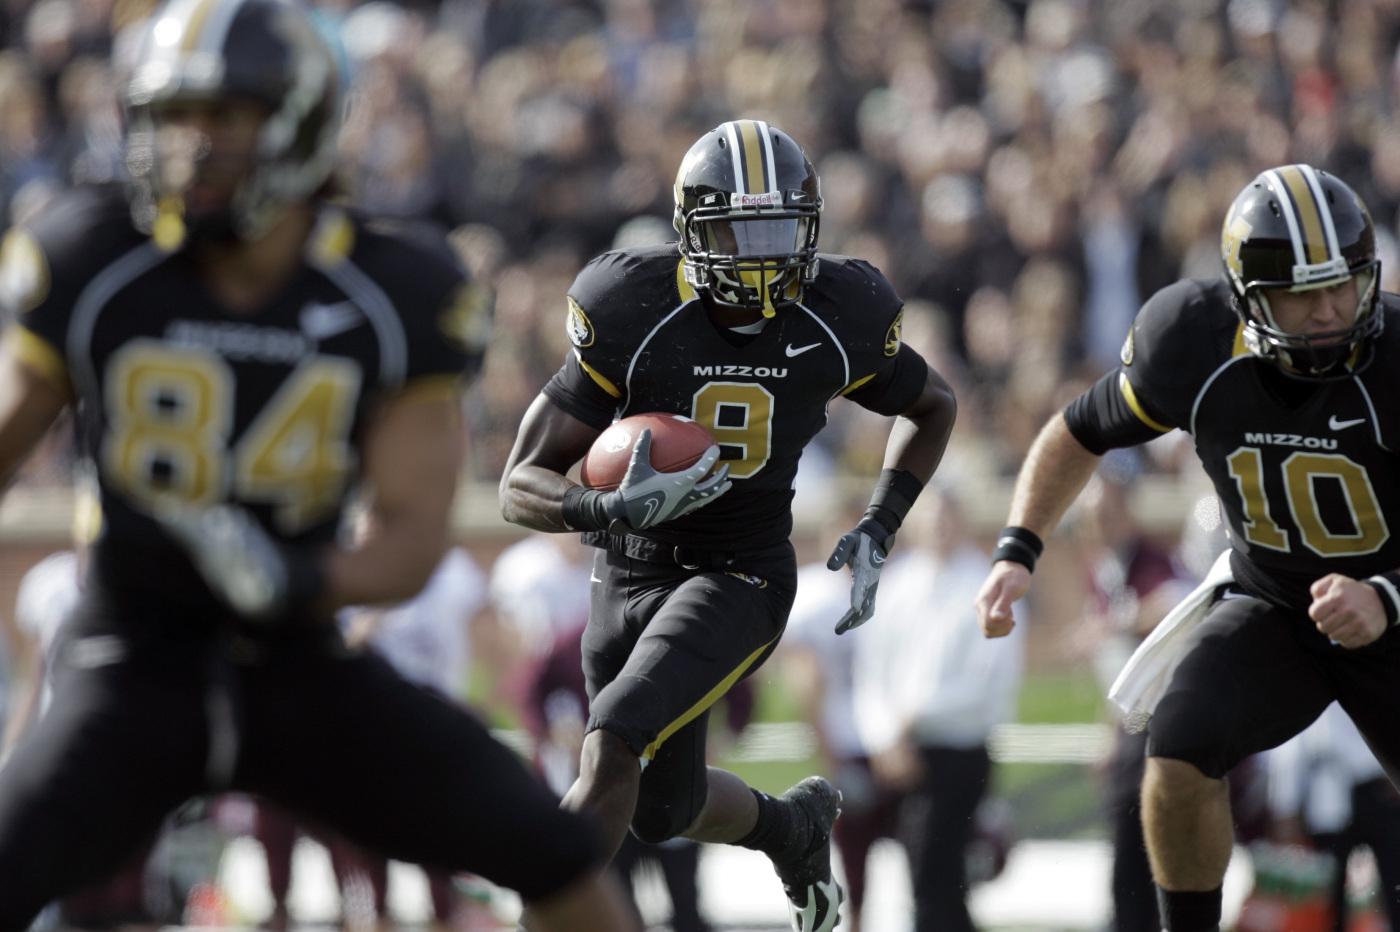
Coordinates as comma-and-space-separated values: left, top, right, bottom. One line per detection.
1226, 446, 1389, 557
691, 382, 774, 479
235, 359, 361, 531
104, 341, 232, 508
104, 343, 360, 532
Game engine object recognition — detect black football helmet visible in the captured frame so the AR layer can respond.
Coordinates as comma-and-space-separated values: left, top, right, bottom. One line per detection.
1221, 164, 1381, 378
123, 0, 341, 242
673, 120, 821, 317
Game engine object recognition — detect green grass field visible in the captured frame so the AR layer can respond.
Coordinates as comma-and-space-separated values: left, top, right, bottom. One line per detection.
728, 667, 1112, 840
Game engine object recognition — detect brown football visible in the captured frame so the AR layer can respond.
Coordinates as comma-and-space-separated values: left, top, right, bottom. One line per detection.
580, 413, 716, 491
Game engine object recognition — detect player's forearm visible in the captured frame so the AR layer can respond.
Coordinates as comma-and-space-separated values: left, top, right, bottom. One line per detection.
881, 369, 957, 481
0, 353, 69, 496
323, 511, 449, 608
500, 466, 578, 533
1005, 412, 1102, 537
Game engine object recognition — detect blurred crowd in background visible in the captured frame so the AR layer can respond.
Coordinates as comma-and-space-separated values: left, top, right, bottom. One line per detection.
8, 0, 1400, 491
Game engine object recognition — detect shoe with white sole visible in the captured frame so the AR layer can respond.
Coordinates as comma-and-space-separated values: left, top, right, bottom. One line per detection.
772, 776, 844, 932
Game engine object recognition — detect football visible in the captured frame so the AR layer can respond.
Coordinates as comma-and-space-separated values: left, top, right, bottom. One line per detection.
580, 412, 716, 491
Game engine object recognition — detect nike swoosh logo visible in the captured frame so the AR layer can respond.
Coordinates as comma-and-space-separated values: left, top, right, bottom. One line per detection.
299, 300, 361, 340
785, 342, 822, 358
639, 494, 663, 528
871, 550, 886, 566
1329, 416, 1366, 431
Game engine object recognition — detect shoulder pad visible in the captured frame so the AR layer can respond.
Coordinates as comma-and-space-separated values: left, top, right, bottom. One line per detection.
566, 244, 685, 351
1127, 278, 1238, 377
804, 254, 904, 353
1, 185, 139, 316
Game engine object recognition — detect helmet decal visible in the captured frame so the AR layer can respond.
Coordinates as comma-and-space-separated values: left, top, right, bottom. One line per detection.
1222, 209, 1252, 282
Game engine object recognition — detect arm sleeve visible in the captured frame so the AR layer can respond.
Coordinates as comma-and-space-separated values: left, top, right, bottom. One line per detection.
398, 252, 490, 390
843, 343, 930, 416
538, 260, 638, 429
1063, 369, 1172, 455
1064, 279, 1226, 452
0, 211, 92, 396
542, 353, 623, 430
830, 260, 929, 416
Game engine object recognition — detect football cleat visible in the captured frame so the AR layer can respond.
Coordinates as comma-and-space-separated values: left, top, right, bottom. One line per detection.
773, 776, 844, 932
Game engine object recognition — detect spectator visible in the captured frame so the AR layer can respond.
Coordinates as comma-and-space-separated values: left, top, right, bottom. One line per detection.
853, 487, 1025, 932
1267, 702, 1400, 932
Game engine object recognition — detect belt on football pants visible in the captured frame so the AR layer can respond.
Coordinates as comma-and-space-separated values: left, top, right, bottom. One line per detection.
592, 532, 740, 571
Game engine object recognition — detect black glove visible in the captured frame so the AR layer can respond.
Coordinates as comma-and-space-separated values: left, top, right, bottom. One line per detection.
565, 428, 732, 532
826, 518, 891, 634
158, 503, 323, 623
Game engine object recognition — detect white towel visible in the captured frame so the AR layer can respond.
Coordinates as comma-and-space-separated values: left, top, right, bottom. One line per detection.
1108, 549, 1234, 734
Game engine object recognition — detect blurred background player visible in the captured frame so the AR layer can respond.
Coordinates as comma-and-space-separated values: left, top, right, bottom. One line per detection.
777, 499, 895, 932
0, 0, 634, 927
1, 484, 160, 928
1075, 459, 1195, 932
1266, 702, 1400, 932
250, 538, 494, 932
853, 486, 1025, 932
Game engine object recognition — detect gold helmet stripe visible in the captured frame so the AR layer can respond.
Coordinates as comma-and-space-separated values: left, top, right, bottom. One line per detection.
1274, 166, 1329, 266
1298, 164, 1343, 260
1263, 168, 1309, 270
736, 120, 769, 195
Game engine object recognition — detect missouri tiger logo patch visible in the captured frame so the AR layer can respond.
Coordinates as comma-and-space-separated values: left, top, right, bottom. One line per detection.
884, 309, 903, 357
567, 296, 596, 348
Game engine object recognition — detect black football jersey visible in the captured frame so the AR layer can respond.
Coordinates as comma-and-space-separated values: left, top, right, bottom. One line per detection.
1066, 277, 1400, 609
0, 185, 487, 615
543, 243, 929, 551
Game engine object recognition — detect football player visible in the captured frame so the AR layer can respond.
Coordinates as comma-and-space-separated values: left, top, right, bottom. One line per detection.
976, 165, 1400, 932
0, 0, 634, 929
500, 119, 957, 932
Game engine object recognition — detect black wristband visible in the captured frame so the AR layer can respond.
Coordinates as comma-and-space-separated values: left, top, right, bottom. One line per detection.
863, 468, 924, 549
992, 525, 1045, 573
561, 485, 617, 532
1365, 572, 1400, 627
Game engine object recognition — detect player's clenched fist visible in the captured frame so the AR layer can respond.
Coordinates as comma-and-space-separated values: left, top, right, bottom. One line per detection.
976, 561, 1030, 638
1309, 573, 1388, 649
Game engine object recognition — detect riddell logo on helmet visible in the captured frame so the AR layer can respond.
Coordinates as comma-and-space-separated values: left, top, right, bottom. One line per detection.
731, 192, 782, 208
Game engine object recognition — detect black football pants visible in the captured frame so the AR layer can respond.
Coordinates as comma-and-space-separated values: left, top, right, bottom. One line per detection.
1149, 591, 1400, 781
0, 611, 600, 930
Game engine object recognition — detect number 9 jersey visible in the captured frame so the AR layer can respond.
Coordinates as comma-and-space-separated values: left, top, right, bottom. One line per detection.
0, 185, 489, 617
1065, 276, 1400, 610
543, 242, 930, 552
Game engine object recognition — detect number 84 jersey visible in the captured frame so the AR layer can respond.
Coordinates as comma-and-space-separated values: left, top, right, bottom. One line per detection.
0, 186, 484, 612
1065, 277, 1400, 610
543, 243, 930, 552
